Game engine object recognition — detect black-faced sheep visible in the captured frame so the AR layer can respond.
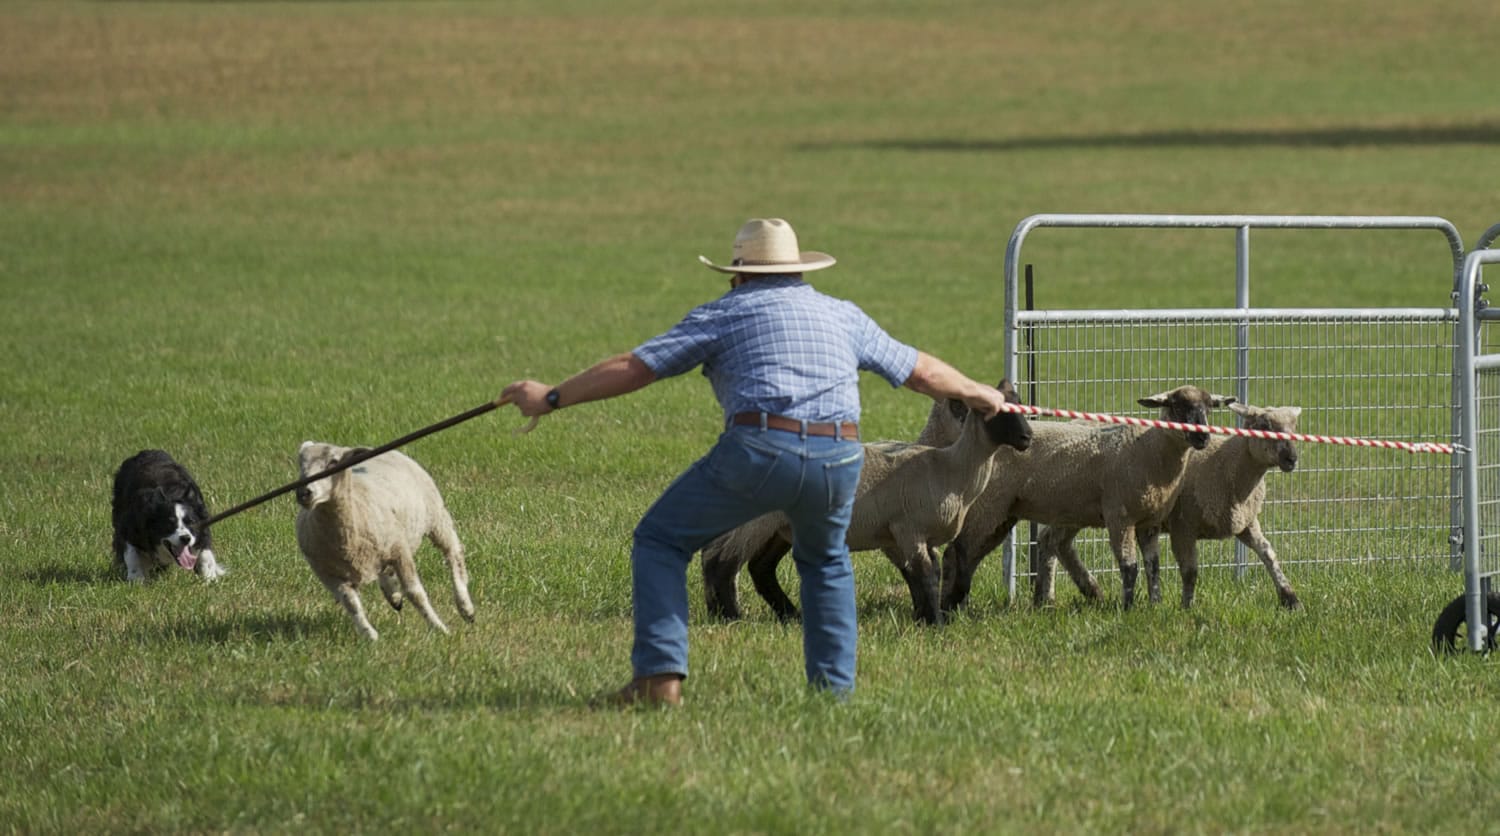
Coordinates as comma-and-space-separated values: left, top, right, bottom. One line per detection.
700, 437, 927, 623
294, 441, 475, 640
941, 385, 1233, 612
704, 396, 978, 621
701, 382, 1034, 625
1037, 402, 1303, 610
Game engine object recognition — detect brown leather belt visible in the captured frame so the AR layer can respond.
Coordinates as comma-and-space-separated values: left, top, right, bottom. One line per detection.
731, 412, 859, 440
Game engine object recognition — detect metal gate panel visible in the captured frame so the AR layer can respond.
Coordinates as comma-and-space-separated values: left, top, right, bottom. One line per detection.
1457, 248, 1500, 650
1015, 309, 1457, 583
999, 214, 1469, 600
1469, 358, 1500, 581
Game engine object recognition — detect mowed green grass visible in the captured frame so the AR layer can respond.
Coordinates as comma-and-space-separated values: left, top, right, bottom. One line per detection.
3, 1, 1499, 832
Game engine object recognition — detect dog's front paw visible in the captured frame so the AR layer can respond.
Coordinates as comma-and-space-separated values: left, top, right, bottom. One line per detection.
197, 550, 227, 583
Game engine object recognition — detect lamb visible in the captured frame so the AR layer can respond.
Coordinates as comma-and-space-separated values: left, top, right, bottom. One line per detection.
1035, 402, 1303, 610
700, 382, 1034, 625
940, 385, 1233, 612
294, 441, 475, 641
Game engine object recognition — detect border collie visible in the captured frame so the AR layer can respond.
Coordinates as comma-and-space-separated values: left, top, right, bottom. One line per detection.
111, 449, 226, 583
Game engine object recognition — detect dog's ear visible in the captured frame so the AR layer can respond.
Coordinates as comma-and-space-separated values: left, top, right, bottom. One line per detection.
183, 478, 209, 515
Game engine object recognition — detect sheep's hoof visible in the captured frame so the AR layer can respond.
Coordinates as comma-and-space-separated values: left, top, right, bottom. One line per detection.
1280, 592, 1302, 611
911, 608, 945, 627
706, 602, 743, 622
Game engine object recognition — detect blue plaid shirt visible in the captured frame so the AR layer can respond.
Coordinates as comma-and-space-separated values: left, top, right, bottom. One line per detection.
632, 276, 918, 423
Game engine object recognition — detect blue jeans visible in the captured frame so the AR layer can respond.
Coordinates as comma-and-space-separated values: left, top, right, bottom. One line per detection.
630, 425, 865, 694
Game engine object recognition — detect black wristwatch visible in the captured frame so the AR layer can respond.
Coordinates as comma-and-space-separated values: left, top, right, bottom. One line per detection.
546, 388, 562, 410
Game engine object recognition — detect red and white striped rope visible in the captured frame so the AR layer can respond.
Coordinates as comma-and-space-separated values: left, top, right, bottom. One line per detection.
998, 402, 1455, 456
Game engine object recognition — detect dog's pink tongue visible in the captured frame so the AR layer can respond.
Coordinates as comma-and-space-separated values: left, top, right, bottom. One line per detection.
175, 546, 198, 571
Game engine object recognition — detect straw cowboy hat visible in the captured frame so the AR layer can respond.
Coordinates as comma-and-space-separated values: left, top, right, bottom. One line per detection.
699, 218, 837, 275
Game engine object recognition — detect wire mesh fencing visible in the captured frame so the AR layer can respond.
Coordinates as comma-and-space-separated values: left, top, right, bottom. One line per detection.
1010, 309, 1464, 587
1471, 361, 1500, 580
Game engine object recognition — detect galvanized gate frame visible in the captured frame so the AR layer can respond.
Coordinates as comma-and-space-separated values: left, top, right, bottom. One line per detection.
1455, 242, 1500, 651
1000, 214, 1469, 600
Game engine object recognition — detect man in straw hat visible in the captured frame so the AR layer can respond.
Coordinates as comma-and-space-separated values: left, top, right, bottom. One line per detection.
501, 218, 1009, 706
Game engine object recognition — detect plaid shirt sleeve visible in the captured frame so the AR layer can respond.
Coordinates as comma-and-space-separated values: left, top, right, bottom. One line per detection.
850, 306, 919, 388
631, 303, 721, 380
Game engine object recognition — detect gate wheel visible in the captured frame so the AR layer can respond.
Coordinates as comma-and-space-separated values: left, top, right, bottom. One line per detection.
1431, 591, 1500, 654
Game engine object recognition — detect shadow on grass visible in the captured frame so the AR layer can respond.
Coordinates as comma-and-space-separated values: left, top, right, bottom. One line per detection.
738, 589, 1130, 626
171, 611, 343, 644
800, 122, 1500, 153
20, 563, 116, 586
244, 685, 581, 714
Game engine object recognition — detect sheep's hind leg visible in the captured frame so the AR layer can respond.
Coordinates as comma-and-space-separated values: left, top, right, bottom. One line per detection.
328, 581, 380, 641
747, 536, 798, 623
1169, 530, 1200, 609
917, 544, 945, 625
701, 535, 746, 621
392, 550, 450, 635
1042, 527, 1104, 604
888, 543, 943, 626
428, 513, 475, 622
1137, 527, 1163, 605
1110, 525, 1140, 610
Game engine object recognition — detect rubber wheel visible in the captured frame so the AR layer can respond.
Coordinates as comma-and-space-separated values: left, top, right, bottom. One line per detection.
1431, 591, 1500, 654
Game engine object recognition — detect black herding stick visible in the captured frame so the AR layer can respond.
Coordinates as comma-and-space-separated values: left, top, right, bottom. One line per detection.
202, 395, 537, 527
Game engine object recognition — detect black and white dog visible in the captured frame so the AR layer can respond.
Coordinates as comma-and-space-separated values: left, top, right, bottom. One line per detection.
111, 449, 226, 583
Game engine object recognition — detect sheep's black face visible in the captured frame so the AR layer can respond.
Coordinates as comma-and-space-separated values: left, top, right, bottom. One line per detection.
1184, 407, 1212, 450
1140, 385, 1233, 451
981, 380, 1033, 452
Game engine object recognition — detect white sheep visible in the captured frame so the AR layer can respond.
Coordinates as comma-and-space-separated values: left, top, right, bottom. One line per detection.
941, 385, 1234, 611
1037, 402, 1303, 610
701, 384, 1034, 625
294, 441, 475, 640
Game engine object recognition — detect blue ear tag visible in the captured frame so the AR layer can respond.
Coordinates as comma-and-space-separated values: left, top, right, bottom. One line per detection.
352, 466, 368, 475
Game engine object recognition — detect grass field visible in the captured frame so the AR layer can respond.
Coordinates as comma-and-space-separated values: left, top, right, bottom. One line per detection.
4, 1, 1500, 832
